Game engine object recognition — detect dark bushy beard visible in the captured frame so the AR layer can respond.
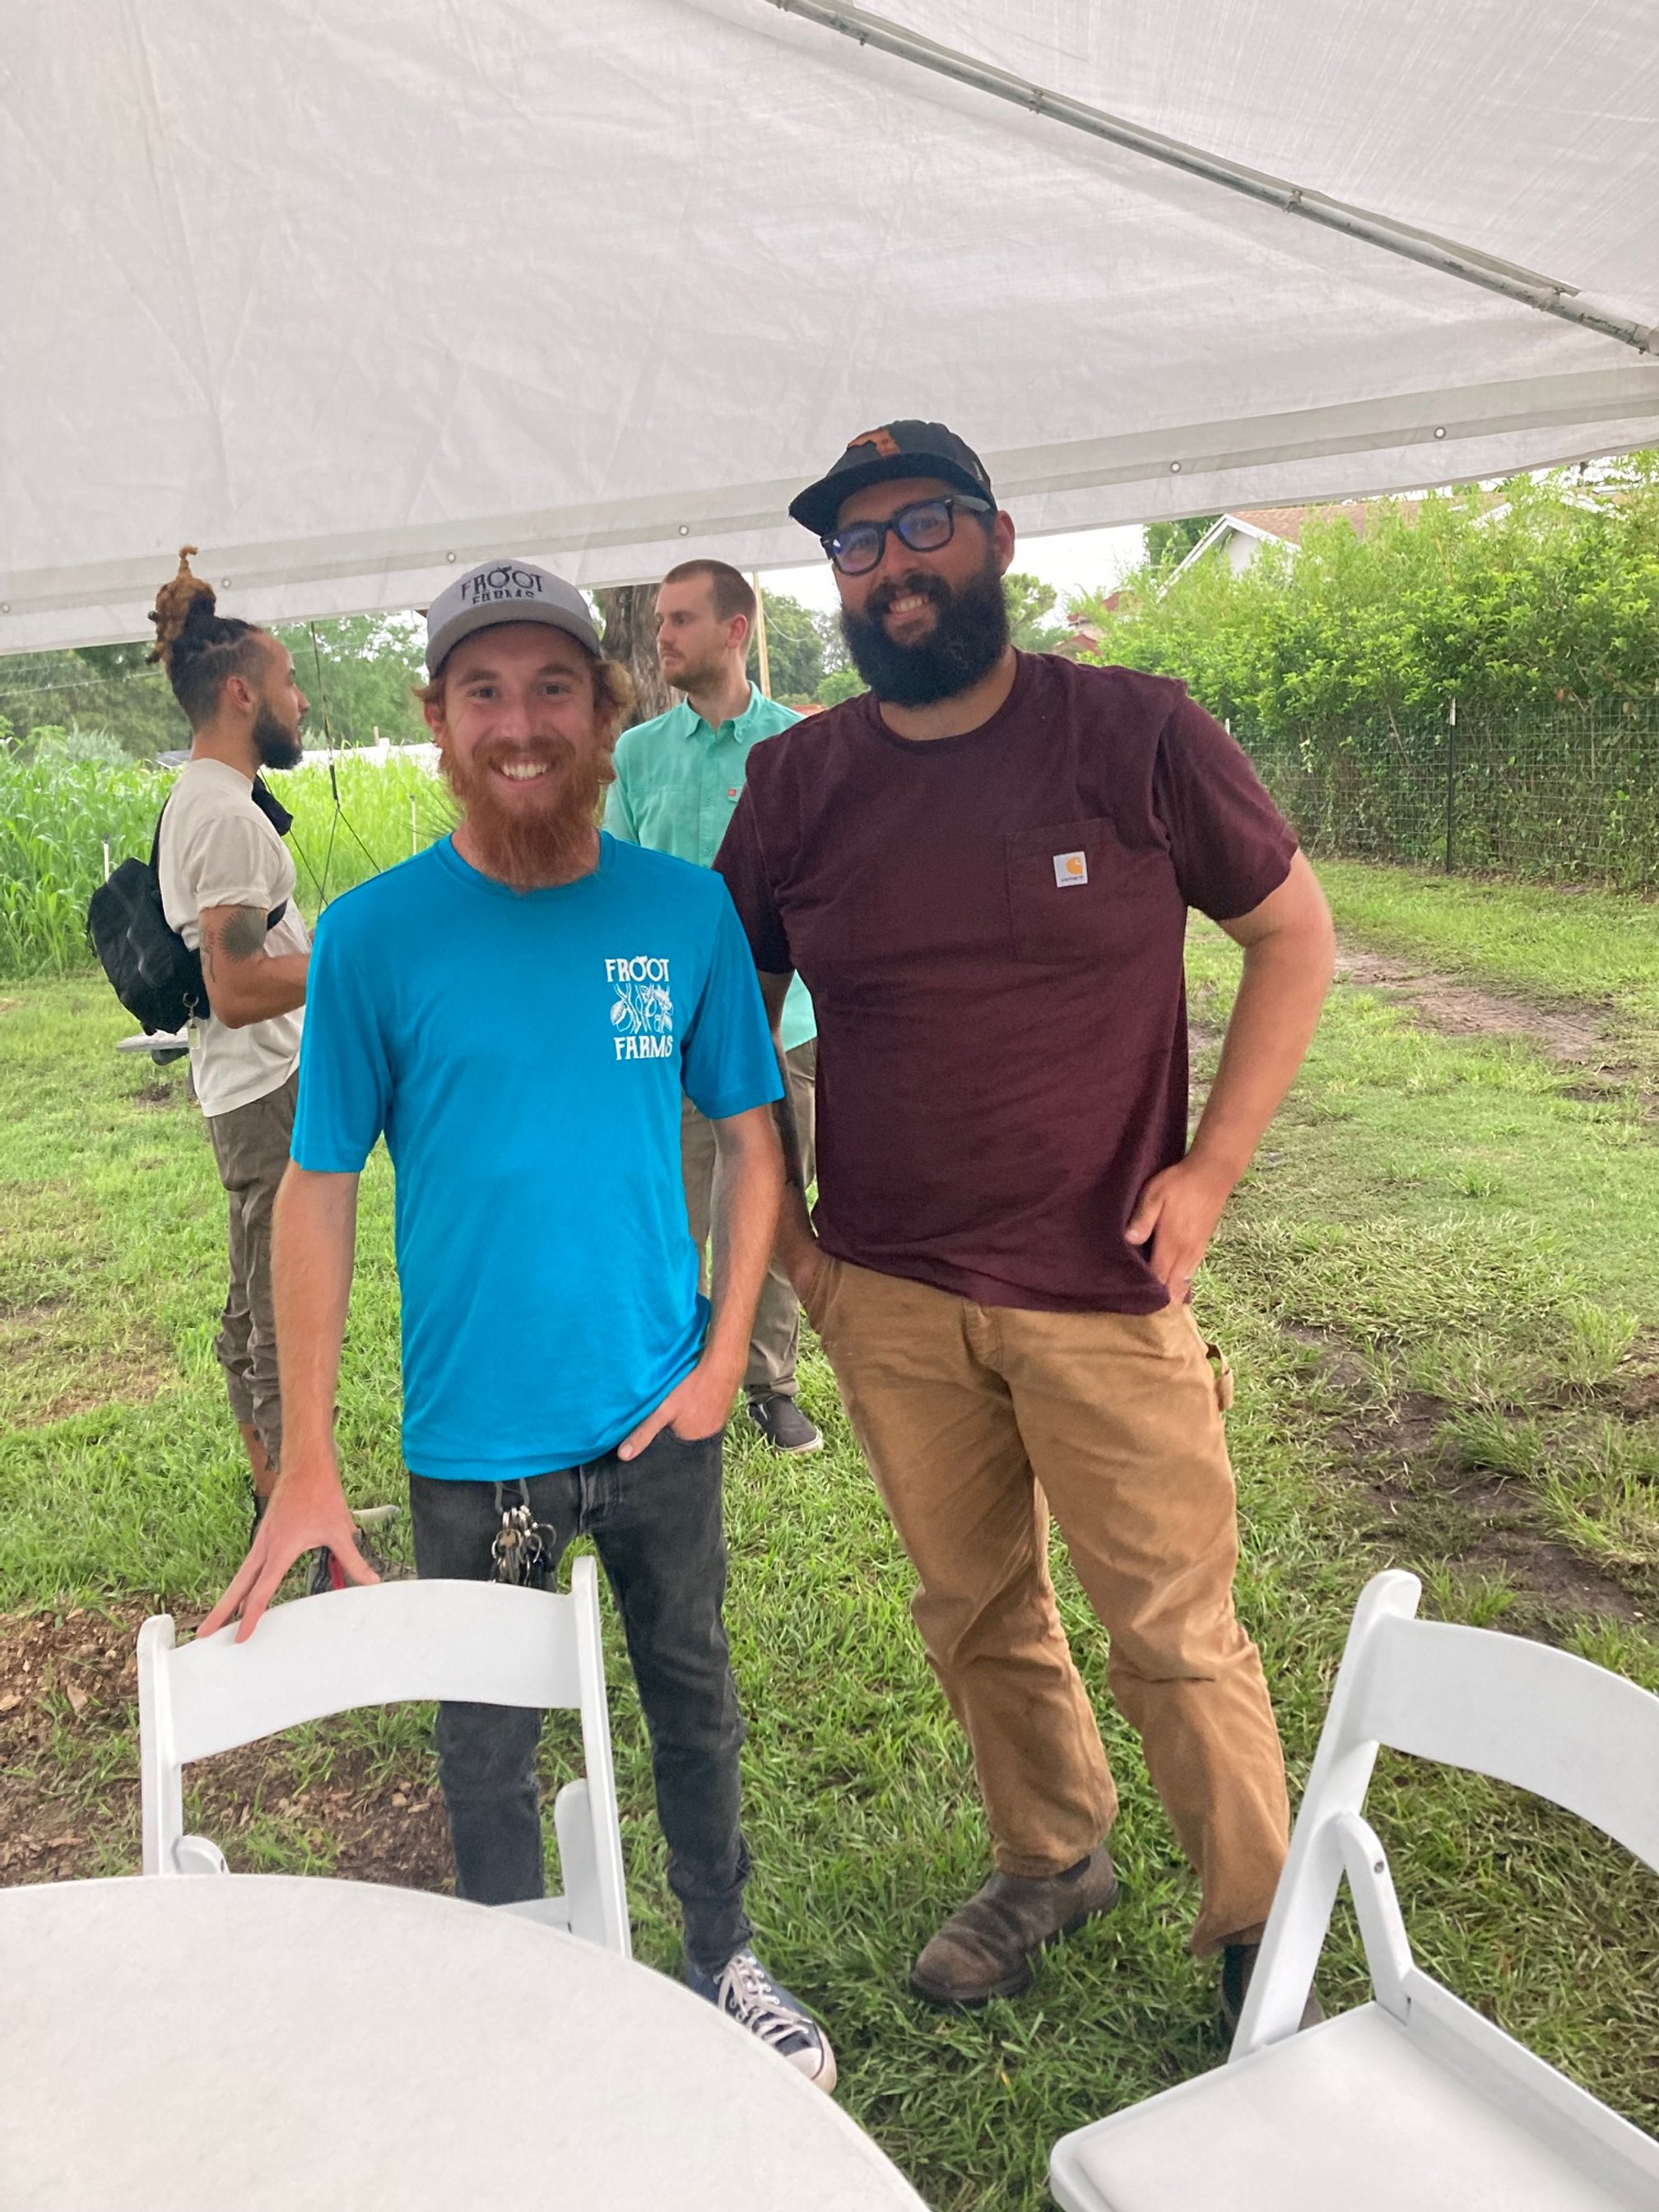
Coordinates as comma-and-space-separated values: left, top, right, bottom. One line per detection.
441, 736, 613, 890
253, 702, 304, 771
839, 541, 1011, 709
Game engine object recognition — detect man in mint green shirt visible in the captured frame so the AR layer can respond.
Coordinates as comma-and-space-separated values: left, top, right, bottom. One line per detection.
606, 559, 822, 1455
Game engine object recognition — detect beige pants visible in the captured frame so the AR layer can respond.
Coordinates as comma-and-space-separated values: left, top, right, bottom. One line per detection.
804, 1255, 1290, 1954
682, 1039, 816, 1403
204, 1070, 297, 1469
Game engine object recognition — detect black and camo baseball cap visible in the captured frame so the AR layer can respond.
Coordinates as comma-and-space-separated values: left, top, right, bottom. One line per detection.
788, 421, 996, 537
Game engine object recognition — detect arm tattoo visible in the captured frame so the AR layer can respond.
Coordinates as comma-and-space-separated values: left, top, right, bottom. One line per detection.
218, 906, 269, 961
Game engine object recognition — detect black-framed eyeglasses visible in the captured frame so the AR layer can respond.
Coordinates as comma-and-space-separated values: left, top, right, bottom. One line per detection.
821, 494, 993, 577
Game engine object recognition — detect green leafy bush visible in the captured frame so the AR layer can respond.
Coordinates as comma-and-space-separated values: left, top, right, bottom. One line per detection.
1079, 458, 1659, 884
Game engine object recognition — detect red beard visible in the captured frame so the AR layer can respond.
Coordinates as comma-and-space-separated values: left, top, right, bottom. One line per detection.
440, 737, 614, 890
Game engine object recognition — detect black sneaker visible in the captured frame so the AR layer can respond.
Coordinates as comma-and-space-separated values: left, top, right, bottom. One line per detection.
685, 1948, 837, 2093
746, 1395, 822, 1455
1220, 1940, 1325, 2040
307, 1525, 407, 1596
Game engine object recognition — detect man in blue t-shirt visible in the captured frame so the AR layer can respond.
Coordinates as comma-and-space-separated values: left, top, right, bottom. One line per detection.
202, 558, 836, 2092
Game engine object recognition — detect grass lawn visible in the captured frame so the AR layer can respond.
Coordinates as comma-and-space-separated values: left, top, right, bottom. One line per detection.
3, 860, 1658, 2208
1319, 859, 1659, 1057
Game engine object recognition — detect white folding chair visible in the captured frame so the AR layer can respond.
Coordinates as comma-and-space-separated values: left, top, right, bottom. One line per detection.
1049, 1568, 1659, 2212
138, 1557, 630, 1956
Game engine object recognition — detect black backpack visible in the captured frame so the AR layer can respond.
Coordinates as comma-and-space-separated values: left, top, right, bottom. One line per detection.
86, 780, 291, 1036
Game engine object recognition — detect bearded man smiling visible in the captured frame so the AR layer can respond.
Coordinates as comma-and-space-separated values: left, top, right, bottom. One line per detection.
717, 421, 1336, 2033
204, 558, 838, 2091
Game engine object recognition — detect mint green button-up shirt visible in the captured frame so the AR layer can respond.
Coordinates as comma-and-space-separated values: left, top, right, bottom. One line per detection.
606, 685, 816, 1051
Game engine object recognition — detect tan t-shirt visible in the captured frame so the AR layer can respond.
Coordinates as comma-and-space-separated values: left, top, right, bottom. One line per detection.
157, 759, 309, 1118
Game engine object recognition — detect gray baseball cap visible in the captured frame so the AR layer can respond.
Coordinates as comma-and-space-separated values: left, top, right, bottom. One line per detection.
425, 557, 602, 675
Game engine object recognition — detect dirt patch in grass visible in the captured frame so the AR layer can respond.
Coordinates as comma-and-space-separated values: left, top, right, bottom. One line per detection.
0, 1602, 451, 1894
1448, 1475, 1643, 1620
1291, 1324, 1646, 1629
0, 1177, 177, 1424
128, 1077, 191, 1110
1615, 1331, 1659, 1420
1335, 949, 1624, 1071
0, 1299, 173, 1427
1188, 1019, 1223, 1058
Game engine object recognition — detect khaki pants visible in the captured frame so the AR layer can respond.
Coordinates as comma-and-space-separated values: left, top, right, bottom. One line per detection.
204, 1071, 296, 1469
804, 1256, 1289, 1954
682, 1039, 816, 1403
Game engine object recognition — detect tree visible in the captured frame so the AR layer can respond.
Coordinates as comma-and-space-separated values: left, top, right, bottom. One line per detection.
816, 606, 849, 678
816, 664, 864, 707
1002, 571, 1066, 653
750, 591, 823, 702
0, 609, 435, 760
274, 612, 428, 746
594, 586, 672, 726
1145, 515, 1221, 570
0, 645, 180, 760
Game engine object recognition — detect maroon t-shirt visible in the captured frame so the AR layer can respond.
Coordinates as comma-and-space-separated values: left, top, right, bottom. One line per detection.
714, 653, 1296, 1313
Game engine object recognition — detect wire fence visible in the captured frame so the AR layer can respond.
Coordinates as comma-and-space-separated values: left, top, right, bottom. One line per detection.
1237, 699, 1659, 891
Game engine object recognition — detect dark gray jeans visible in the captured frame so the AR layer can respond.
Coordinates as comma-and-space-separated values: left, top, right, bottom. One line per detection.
407, 1426, 752, 1976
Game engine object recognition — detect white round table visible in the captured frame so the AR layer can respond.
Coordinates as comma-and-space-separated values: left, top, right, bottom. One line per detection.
0, 1876, 931, 2210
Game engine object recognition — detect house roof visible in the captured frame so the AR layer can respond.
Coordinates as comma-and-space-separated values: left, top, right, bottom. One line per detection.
1226, 501, 1400, 545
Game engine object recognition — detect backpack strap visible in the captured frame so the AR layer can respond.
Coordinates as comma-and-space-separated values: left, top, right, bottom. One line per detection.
249, 775, 294, 837
156, 783, 288, 932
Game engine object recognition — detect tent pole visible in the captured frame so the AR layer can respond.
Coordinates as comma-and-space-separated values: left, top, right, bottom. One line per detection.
750, 574, 773, 699
767, 0, 1658, 358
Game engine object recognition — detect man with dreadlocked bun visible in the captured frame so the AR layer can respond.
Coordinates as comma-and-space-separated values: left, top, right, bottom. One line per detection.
150, 549, 313, 1532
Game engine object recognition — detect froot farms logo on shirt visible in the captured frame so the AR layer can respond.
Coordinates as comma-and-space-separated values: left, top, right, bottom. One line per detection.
1053, 851, 1089, 887
606, 956, 675, 1060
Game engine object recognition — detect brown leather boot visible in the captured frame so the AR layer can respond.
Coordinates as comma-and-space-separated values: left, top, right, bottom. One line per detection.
910, 1847, 1120, 2005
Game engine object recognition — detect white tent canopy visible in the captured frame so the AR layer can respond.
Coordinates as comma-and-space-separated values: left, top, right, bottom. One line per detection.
6, 0, 1658, 653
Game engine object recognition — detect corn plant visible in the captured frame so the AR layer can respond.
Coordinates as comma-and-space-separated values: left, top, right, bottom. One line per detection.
0, 748, 453, 979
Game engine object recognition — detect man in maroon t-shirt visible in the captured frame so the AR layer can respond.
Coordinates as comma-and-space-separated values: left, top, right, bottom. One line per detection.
715, 421, 1336, 2029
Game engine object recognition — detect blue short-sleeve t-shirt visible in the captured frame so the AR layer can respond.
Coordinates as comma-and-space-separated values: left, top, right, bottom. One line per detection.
291, 833, 782, 1480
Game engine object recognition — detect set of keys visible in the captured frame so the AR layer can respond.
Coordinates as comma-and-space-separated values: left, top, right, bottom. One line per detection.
490, 1487, 553, 1589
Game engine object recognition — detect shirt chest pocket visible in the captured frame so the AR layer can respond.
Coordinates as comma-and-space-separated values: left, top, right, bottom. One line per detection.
1004, 819, 1173, 965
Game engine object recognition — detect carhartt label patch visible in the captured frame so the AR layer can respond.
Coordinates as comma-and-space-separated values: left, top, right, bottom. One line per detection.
1053, 851, 1088, 887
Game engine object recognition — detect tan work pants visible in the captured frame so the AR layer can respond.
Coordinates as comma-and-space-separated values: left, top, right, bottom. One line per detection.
804, 1256, 1290, 1953
682, 1039, 816, 1402
204, 1070, 297, 1470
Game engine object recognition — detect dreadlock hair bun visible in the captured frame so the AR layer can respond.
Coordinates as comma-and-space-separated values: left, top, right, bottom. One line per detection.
146, 546, 214, 667
147, 546, 269, 727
